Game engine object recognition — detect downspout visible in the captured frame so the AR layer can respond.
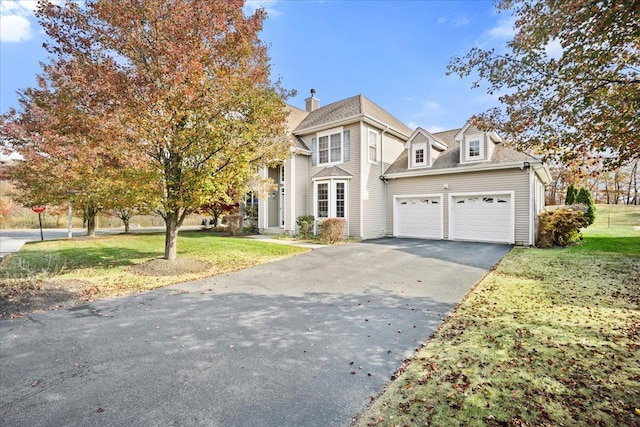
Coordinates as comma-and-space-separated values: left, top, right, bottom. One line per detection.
380, 126, 389, 237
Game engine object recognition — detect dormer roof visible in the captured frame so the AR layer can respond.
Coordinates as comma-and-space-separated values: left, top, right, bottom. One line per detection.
404, 127, 448, 151
454, 121, 502, 143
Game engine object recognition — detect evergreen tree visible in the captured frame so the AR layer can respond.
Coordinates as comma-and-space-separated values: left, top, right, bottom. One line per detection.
576, 187, 596, 225
565, 184, 578, 205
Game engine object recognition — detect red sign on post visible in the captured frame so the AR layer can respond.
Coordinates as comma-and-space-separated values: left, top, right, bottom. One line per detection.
31, 206, 46, 214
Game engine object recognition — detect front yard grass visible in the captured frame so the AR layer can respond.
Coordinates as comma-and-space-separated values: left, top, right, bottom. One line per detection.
0, 231, 308, 317
355, 205, 640, 426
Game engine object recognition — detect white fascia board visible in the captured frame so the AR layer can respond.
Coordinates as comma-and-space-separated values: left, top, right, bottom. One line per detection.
291, 146, 312, 156
533, 163, 553, 184
293, 114, 363, 135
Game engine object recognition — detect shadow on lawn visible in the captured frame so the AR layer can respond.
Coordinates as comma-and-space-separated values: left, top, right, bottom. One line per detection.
1, 246, 161, 274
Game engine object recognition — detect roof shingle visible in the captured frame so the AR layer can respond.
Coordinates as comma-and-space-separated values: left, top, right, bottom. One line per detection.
294, 95, 412, 136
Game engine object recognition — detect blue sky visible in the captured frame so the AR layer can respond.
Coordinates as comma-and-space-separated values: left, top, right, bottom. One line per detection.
1, 0, 516, 133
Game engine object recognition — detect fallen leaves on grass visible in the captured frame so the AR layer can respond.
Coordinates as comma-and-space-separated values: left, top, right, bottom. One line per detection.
355, 249, 640, 427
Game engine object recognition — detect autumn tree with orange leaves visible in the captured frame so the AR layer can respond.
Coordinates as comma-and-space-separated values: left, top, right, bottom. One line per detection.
0, 55, 150, 237
447, 0, 639, 170
2, 0, 291, 260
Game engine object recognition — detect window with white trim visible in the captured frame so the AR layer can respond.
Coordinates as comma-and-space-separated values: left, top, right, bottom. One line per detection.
318, 132, 342, 165
368, 129, 378, 163
317, 183, 329, 218
468, 140, 480, 158
411, 143, 427, 167
315, 180, 348, 219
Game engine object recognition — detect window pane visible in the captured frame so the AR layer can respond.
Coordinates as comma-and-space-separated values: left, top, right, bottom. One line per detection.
317, 183, 328, 218
369, 131, 377, 162
469, 140, 480, 157
336, 182, 345, 218
319, 136, 329, 164
415, 148, 424, 164
330, 133, 341, 162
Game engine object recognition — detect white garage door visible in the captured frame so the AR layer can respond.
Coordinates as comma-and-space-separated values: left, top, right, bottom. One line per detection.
451, 194, 513, 243
394, 196, 443, 239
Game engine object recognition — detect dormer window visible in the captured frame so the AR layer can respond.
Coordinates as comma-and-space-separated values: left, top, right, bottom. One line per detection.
411, 143, 427, 168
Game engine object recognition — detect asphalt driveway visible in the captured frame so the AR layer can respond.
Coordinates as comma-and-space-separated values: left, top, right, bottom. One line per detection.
0, 238, 510, 426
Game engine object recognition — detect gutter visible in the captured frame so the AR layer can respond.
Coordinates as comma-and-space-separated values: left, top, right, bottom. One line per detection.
383, 161, 542, 180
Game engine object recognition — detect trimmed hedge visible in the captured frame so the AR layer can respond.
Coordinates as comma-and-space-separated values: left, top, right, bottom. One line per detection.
537, 208, 589, 248
319, 218, 346, 244
296, 215, 315, 239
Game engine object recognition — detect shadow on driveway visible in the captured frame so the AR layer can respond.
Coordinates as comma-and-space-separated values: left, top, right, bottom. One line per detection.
0, 238, 510, 427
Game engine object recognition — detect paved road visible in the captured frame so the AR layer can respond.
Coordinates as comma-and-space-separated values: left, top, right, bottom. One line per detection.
0, 238, 510, 426
0, 227, 197, 257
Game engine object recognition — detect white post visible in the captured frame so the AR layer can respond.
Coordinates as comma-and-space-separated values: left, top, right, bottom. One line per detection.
67, 201, 73, 239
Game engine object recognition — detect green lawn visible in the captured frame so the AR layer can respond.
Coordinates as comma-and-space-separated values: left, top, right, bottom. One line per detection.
356, 205, 640, 426
0, 231, 308, 300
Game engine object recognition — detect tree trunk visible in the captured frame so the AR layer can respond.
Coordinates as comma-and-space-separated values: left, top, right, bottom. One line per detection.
124, 218, 130, 233
86, 206, 97, 237
164, 211, 180, 261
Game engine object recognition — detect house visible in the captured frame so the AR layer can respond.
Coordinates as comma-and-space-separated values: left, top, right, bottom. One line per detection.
257, 90, 551, 246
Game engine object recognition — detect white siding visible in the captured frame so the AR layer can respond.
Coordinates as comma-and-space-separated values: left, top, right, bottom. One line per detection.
386, 168, 532, 245
300, 123, 360, 237
362, 128, 405, 239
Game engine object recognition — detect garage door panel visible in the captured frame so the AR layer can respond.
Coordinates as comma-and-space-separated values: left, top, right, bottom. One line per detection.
395, 196, 442, 239
451, 194, 513, 244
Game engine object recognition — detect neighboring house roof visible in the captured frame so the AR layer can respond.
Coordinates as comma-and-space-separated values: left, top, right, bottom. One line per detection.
311, 165, 354, 180
385, 130, 540, 175
294, 94, 412, 137
285, 104, 311, 151
431, 129, 459, 147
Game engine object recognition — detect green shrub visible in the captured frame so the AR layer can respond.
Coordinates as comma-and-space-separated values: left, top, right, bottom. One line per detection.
296, 215, 315, 239
319, 218, 346, 244
576, 187, 596, 225
537, 208, 590, 248
225, 214, 244, 236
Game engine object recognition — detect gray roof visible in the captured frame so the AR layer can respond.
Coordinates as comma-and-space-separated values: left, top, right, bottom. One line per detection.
294, 95, 412, 136
385, 131, 539, 175
311, 166, 354, 179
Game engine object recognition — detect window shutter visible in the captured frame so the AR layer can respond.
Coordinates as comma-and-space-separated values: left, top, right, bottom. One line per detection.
343, 130, 350, 161
311, 137, 317, 166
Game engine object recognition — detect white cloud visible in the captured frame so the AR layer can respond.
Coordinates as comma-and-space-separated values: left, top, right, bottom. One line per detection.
0, 14, 31, 43
437, 17, 447, 24
488, 16, 516, 40
0, 1, 39, 43
244, 0, 282, 17
427, 125, 446, 133
452, 16, 469, 27
422, 101, 441, 111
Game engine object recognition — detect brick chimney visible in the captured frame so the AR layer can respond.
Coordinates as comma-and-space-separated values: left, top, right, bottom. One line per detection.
305, 88, 319, 112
